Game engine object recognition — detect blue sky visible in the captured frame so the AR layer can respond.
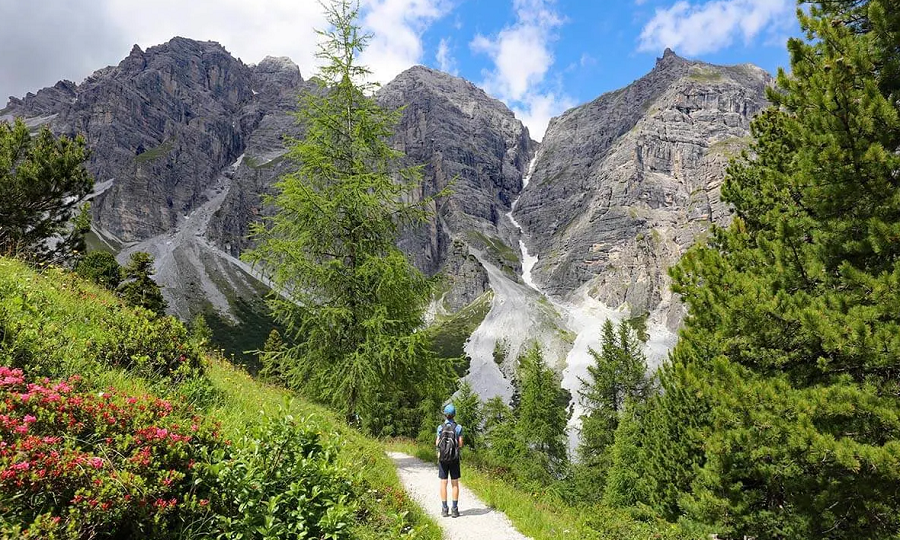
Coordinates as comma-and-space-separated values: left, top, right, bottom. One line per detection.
2, 0, 801, 140
405, 0, 800, 139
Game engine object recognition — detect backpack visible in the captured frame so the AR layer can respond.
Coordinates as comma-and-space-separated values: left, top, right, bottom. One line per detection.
437, 421, 459, 463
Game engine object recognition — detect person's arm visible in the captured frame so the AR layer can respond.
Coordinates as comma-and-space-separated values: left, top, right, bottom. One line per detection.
458, 436, 464, 449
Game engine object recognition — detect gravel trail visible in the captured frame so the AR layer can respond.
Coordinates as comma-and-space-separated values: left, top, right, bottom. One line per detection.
387, 452, 531, 540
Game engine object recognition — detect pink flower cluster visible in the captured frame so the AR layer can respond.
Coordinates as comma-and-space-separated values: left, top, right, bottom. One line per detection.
0, 367, 223, 537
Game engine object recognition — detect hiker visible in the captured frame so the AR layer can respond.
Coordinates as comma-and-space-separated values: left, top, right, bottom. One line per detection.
436, 403, 464, 518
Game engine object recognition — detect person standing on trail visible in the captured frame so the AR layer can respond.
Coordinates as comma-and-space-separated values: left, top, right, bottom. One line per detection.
436, 403, 464, 518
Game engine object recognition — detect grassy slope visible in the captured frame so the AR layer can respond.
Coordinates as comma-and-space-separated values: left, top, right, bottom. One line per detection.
0, 257, 441, 540
205, 360, 442, 540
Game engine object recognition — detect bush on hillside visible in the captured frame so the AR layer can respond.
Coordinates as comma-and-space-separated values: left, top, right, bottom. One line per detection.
74, 251, 121, 290
0, 367, 222, 539
207, 415, 356, 540
0, 260, 201, 383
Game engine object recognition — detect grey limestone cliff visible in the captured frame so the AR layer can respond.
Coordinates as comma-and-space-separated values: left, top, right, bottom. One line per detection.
513, 49, 771, 330
2, 40, 772, 381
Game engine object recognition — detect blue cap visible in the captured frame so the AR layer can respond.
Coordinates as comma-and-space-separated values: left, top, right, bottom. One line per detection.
443, 403, 456, 416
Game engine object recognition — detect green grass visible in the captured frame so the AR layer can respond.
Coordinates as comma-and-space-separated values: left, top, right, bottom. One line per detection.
687, 66, 724, 82
245, 154, 287, 170
0, 257, 442, 540
626, 312, 650, 342
466, 231, 520, 274
427, 290, 493, 364
135, 140, 174, 163
708, 136, 752, 159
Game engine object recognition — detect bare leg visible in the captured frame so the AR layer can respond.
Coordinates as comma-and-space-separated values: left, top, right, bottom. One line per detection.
451, 479, 460, 502
440, 478, 448, 502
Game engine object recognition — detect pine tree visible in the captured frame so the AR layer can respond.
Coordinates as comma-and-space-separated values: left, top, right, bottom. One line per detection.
516, 346, 569, 466
243, 0, 453, 430
637, 2, 900, 537
75, 251, 121, 290
0, 119, 93, 264
117, 252, 167, 316
454, 381, 483, 450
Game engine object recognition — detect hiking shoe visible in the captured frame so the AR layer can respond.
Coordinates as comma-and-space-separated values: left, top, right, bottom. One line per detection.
451, 507, 460, 518
441, 508, 449, 517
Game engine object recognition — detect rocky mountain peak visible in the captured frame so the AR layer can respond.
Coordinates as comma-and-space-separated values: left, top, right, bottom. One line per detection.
654, 47, 691, 70
516, 54, 771, 333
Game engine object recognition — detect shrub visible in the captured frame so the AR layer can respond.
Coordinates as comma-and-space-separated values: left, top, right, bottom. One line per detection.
0, 367, 222, 539
94, 311, 203, 382
205, 414, 355, 540
0, 260, 202, 383
74, 252, 121, 290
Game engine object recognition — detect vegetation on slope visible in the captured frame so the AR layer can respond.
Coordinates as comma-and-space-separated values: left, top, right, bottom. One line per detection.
0, 257, 440, 539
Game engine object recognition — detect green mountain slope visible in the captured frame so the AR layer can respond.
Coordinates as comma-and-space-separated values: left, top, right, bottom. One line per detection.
0, 257, 440, 539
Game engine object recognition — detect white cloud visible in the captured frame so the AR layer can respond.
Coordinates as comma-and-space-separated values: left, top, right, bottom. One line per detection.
436, 38, 458, 74
104, 0, 328, 78
2, 0, 453, 100
512, 93, 576, 144
470, 0, 571, 141
638, 0, 793, 56
359, 0, 454, 85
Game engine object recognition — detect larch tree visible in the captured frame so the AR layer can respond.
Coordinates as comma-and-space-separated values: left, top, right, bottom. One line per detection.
243, 0, 452, 432
516, 346, 569, 467
575, 319, 650, 499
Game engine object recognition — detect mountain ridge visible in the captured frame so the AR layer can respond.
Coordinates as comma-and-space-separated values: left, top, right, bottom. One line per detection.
2, 37, 770, 392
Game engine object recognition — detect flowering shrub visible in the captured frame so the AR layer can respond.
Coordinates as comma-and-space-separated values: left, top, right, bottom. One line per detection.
0, 367, 221, 539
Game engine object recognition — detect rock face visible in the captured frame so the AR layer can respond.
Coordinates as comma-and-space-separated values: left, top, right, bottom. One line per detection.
1, 38, 310, 351
2, 40, 771, 386
378, 66, 535, 309
514, 49, 771, 330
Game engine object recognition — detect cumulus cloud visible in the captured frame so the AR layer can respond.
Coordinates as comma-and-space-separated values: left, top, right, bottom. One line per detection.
470, 0, 571, 141
359, 0, 454, 85
1, 0, 452, 102
436, 38, 458, 74
638, 0, 793, 55
512, 93, 576, 145
104, 0, 327, 76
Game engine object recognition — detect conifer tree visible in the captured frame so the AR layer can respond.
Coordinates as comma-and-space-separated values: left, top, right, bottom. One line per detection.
516, 346, 569, 466
189, 314, 212, 349
243, 0, 452, 430
0, 119, 93, 264
577, 320, 649, 469
454, 381, 483, 450
636, 1, 900, 537
258, 328, 286, 383
75, 251, 121, 290
117, 252, 167, 316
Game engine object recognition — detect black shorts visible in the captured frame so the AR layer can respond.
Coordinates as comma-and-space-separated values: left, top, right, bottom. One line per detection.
438, 460, 461, 480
